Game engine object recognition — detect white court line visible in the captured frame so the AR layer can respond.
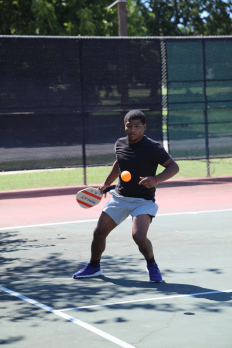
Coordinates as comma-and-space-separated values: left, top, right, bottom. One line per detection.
0, 285, 135, 348
0, 208, 232, 231
0, 219, 98, 231
59, 289, 232, 312
157, 209, 232, 216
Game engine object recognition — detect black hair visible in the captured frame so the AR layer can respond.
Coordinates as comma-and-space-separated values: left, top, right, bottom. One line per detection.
124, 110, 146, 125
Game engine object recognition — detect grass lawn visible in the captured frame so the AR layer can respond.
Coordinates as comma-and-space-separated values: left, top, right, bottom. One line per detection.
0, 158, 231, 191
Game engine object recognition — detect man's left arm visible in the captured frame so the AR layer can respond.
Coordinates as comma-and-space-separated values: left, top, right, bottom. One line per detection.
155, 157, 179, 183
139, 157, 179, 188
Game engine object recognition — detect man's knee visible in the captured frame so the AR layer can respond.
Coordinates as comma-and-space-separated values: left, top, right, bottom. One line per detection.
132, 232, 146, 246
93, 226, 106, 240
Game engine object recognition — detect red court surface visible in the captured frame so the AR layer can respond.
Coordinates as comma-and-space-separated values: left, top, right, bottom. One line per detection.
0, 177, 232, 229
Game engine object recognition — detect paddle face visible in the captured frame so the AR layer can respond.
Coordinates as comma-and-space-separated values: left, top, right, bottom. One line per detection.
76, 187, 102, 209
76, 185, 116, 209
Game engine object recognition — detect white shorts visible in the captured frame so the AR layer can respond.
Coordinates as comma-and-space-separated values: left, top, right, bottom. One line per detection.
102, 190, 159, 226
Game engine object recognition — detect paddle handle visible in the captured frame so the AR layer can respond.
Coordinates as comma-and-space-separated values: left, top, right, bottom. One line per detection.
103, 185, 116, 194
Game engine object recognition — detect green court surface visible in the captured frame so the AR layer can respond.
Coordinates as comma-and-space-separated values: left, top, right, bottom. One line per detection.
1, 210, 232, 348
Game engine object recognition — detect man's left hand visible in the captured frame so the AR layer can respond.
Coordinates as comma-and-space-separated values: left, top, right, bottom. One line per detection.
139, 176, 157, 188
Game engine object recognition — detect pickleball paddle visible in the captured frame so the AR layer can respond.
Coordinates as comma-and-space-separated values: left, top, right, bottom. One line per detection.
76, 185, 116, 209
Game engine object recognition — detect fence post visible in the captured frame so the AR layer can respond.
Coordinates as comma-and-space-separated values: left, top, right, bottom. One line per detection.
202, 38, 210, 177
119, 38, 129, 132
78, 38, 87, 185
81, 112, 87, 186
161, 39, 169, 152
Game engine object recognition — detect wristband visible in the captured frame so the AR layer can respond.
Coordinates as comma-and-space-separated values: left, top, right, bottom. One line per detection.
154, 176, 159, 185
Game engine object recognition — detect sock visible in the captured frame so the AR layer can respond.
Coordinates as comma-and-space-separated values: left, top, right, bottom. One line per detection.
146, 256, 155, 265
90, 259, 100, 268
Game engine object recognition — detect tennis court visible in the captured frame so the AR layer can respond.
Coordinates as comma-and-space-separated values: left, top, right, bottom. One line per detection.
1, 178, 232, 347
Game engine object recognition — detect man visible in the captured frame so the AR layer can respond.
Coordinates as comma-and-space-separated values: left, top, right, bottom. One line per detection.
73, 110, 179, 282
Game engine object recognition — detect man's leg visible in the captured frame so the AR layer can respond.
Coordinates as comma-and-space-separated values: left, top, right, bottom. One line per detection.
132, 214, 162, 282
73, 212, 117, 279
132, 214, 153, 260
91, 211, 117, 260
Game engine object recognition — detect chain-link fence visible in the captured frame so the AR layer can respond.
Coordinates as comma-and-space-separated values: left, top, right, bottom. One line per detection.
165, 37, 232, 177
0, 36, 232, 182
0, 37, 163, 183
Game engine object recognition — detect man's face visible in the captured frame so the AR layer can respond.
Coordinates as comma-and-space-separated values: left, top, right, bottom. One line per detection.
125, 118, 146, 143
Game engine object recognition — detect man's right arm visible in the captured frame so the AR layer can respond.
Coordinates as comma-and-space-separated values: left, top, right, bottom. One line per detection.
98, 161, 119, 194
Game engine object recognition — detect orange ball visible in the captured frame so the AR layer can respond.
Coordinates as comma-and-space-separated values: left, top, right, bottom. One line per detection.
121, 170, 131, 182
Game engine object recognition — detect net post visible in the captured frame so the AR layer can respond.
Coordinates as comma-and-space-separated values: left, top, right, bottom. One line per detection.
202, 38, 210, 177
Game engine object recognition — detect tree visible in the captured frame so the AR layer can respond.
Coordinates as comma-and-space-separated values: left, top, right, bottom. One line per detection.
0, 0, 232, 36
140, 0, 232, 36
0, 0, 35, 35
0, 0, 118, 36
203, 0, 232, 35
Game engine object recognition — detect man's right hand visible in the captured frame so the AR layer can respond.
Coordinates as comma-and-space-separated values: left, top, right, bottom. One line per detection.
98, 184, 110, 195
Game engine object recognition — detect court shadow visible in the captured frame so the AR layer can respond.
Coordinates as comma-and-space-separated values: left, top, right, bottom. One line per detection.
99, 276, 232, 302
0, 336, 24, 345
1, 230, 231, 326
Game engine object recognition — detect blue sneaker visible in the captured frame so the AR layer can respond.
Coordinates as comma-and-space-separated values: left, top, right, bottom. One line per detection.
147, 262, 162, 282
72, 263, 103, 279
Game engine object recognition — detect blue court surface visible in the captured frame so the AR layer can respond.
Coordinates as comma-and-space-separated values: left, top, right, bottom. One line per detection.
1, 209, 232, 347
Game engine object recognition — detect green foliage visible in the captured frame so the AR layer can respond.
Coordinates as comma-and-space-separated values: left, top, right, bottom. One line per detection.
0, 0, 35, 35
127, 0, 148, 36
0, 0, 117, 36
141, 0, 232, 36
0, 0, 232, 36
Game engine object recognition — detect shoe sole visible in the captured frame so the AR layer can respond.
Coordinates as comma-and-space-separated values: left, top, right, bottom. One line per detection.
73, 269, 103, 279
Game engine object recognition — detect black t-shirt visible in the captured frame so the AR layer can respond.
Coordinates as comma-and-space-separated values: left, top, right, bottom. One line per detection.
115, 135, 170, 201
